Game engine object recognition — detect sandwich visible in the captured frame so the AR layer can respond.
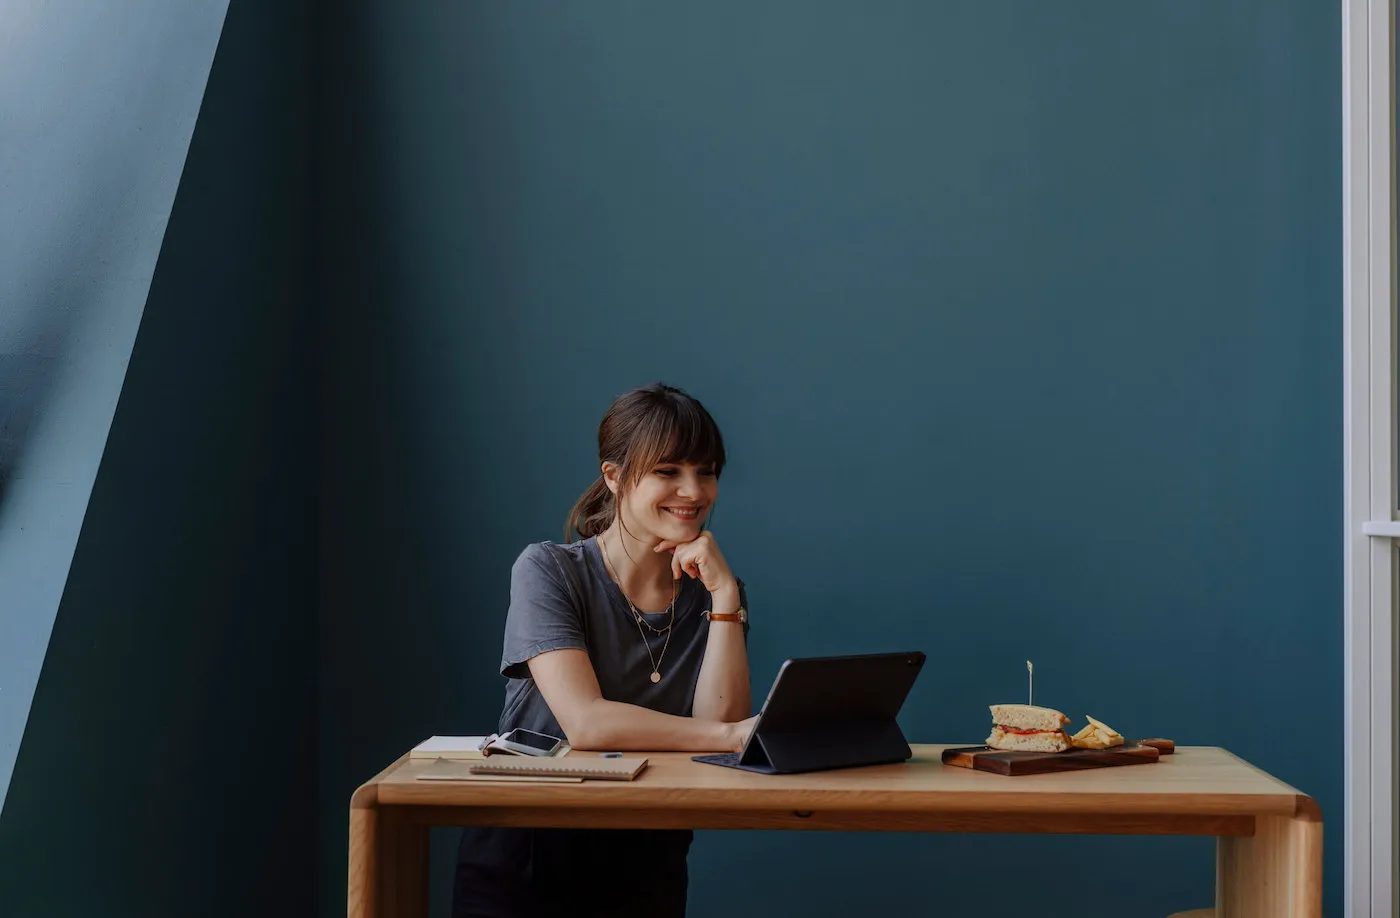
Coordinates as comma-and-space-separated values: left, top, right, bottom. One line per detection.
986, 704, 1071, 753
1069, 715, 1124, 750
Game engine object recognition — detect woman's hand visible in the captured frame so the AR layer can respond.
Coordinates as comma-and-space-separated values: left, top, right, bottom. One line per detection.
654, 530, 737, 596
725, 714, 759, 752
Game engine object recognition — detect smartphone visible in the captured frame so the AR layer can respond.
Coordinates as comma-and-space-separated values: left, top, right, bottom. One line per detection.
493, 728, 563, 756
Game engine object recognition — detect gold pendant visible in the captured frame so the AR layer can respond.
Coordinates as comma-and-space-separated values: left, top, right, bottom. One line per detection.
650, 671, 661, 684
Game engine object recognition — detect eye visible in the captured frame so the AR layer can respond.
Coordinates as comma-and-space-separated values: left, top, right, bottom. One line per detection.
653, 467, 678, 477
700, 468, 717, 477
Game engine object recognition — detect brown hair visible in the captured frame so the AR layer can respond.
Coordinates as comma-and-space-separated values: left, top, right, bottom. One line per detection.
565, 383, 726, 542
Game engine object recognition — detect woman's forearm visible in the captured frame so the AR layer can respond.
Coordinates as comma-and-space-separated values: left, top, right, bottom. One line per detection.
692, 587, 751, 722
529, 647, 747, 752
569, 698, 738, 751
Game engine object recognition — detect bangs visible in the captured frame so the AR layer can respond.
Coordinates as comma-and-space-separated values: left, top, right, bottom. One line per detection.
624, 396, 726, 479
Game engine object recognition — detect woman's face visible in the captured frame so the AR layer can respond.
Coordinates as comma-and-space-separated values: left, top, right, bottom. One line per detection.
608, 460, 718, 543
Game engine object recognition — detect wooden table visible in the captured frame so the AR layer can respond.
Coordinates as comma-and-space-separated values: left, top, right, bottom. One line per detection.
347, 744, 1322, 918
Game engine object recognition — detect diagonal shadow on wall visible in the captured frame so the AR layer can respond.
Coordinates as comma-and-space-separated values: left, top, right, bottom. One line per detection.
0, 0, 232, 815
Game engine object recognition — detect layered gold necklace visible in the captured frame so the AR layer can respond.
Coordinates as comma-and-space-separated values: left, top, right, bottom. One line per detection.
598, 532, 677, 684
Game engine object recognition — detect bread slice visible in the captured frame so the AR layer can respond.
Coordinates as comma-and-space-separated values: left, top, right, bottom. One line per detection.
985, 725, 1071, 753
988, 704, 1070, 732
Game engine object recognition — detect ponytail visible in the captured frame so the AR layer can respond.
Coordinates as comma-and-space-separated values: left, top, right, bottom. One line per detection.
565, 476, 615, 542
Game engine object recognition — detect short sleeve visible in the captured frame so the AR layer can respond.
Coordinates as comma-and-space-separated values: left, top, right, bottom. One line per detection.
500, 543, 587, 680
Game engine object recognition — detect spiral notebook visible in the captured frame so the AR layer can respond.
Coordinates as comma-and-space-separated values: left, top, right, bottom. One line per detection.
467, 755, 649, 782
416, 759, 583, 783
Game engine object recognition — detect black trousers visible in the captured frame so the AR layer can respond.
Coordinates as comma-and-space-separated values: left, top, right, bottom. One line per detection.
452, 826, 692, 918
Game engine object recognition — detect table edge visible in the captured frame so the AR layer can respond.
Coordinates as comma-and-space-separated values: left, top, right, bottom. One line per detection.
351, 753, 409, 809
350, 745, 1320, 822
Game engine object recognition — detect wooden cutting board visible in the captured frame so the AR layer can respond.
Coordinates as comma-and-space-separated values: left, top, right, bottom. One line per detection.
942, 739, 1174, 776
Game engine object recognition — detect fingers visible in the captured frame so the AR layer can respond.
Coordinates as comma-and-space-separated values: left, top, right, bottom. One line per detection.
657, 541, 714, 584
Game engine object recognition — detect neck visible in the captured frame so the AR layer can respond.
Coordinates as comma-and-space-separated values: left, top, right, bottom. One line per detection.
598, 521, 674, 598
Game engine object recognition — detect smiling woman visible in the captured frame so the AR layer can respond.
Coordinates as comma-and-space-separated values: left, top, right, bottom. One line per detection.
453, 382, 756, 918
564, 382, 728, 545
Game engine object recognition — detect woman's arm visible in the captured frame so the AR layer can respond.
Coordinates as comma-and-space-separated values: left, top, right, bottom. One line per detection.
529, 648, 755, 752
691, 583, 751, 722
653, 534, 753, 723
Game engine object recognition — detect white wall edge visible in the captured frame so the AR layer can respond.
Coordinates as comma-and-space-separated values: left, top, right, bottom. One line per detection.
1343, 1, 1398, 916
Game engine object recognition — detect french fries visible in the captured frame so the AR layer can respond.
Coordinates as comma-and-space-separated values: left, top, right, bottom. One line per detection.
1069, 714, 1125, 750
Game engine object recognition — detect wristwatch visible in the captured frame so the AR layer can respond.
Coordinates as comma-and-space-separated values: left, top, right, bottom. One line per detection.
705, 606, 747, 625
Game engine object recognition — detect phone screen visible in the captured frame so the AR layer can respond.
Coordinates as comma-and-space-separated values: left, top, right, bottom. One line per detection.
503, 729, 562, 753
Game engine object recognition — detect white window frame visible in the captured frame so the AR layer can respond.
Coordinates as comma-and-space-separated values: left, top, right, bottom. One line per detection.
1344, 1, 1398, 915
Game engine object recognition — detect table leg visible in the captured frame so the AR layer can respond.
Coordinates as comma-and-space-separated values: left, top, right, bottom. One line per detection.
1215, 802, 1323, 917
348, 805, 430, 918
348, 808, 377, 918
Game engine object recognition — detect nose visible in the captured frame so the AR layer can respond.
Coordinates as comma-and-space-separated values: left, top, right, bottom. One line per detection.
675, 470, 702, 500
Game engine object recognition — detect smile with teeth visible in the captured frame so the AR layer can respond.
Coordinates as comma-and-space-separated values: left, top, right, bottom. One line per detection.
663, 506, 701, 520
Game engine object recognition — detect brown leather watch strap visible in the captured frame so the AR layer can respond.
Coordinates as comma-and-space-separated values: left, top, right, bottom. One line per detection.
706, 612, 743, 623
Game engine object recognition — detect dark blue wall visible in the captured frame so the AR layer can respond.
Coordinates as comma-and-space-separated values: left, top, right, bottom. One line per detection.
0, 0, 318, 914
319, 4, 1341, 917
0, 2, 1342, 917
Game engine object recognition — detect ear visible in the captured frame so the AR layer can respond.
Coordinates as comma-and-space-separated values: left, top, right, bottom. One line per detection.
600, 461, 622, 496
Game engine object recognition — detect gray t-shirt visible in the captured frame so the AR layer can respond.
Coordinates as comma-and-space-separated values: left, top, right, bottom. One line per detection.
455, 537, 748, 904
496, 537, 746, 742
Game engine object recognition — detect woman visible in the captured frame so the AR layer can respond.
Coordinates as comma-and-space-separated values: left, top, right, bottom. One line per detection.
453, 382, 758, 918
